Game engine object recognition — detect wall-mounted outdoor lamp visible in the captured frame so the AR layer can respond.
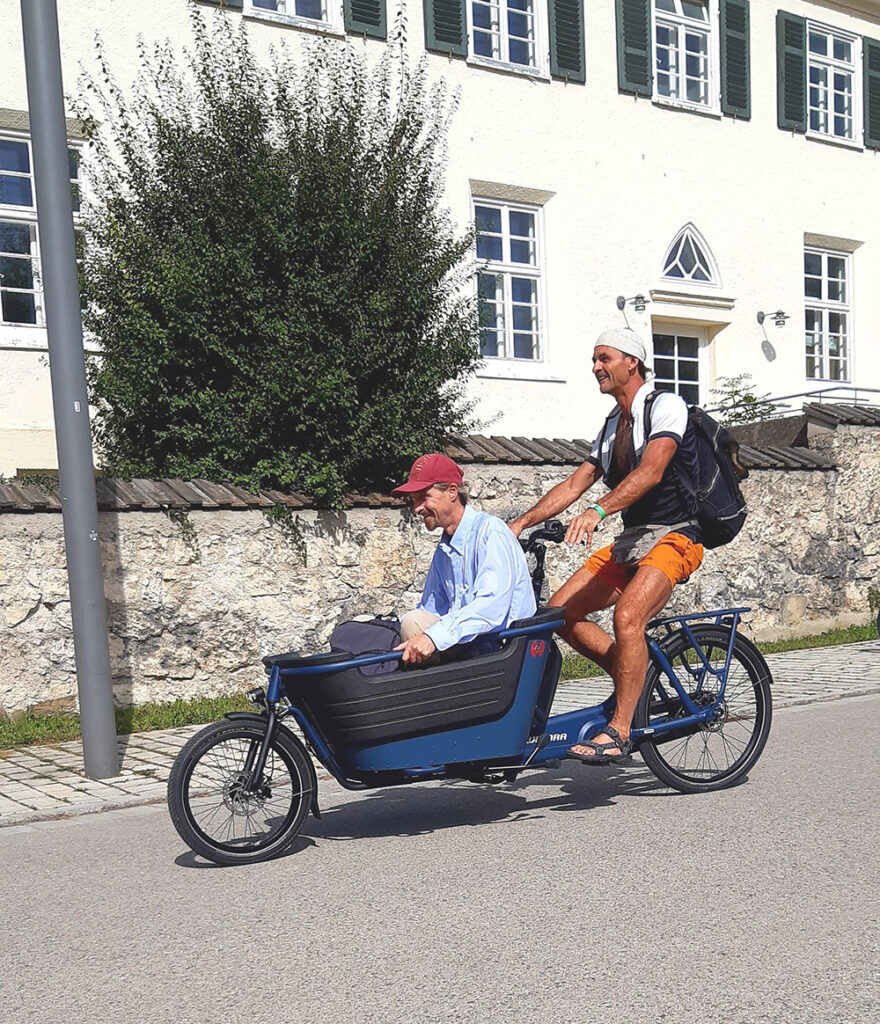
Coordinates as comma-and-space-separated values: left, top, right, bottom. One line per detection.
617, 294, 649, 313
757, 310, 789, 328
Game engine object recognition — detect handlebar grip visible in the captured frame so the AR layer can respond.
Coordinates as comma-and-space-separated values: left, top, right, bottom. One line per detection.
544, 519, 566, 543
518, 518, 568, 551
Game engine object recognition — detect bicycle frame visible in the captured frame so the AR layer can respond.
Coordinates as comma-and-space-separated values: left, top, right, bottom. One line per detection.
525, 607, 750, 764
253, 607, 751, 787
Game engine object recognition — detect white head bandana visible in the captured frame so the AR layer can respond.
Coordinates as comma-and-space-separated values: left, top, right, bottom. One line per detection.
595, 328, 651, 371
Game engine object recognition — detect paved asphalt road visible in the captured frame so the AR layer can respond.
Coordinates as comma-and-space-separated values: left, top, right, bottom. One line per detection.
1, 697, 877, 1024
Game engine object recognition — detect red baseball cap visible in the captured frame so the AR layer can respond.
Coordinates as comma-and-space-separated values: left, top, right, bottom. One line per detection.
391, 453, 463, 497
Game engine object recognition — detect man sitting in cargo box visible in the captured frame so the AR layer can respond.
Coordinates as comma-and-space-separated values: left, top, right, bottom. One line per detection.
391, 453, 536, 666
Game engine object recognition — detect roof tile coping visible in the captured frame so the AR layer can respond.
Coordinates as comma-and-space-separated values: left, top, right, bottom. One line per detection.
803, 402, 880, 428
0, 429, 846, 513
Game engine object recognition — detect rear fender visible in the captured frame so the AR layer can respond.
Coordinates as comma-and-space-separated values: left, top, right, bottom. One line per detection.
223, 712, 321, 819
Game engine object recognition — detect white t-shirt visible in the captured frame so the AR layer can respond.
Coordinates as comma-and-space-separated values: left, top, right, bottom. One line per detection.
589, 382, 689, 475
587, 381, 701, 539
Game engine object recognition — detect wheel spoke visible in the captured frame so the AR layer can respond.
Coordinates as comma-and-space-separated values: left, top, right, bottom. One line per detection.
717, 728, 743, 765
638, 627, 772, 791
171, 724, 311, 861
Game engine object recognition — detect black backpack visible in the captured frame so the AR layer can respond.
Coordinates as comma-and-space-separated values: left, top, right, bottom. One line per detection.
643, 391, 749, 549
329, 615, 401, 676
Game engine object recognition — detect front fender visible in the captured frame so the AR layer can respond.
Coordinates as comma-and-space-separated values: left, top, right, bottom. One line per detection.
223, 712, 321, 819
224, 711, 271, 726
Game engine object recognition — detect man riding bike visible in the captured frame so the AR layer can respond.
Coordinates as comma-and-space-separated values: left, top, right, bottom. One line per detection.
509, 328, 703, 765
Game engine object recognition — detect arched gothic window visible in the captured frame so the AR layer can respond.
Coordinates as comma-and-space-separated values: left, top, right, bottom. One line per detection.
661, 224, 718, 284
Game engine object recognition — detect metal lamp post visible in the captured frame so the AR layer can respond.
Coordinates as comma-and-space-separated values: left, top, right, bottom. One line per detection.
20, 0, 118, 778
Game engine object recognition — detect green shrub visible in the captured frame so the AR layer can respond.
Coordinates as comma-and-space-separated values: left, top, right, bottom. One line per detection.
709, 374, 788, 426
76, 6, 480, 504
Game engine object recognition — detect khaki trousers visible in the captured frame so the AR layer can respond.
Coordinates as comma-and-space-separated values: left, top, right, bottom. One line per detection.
399, 609, 441, 641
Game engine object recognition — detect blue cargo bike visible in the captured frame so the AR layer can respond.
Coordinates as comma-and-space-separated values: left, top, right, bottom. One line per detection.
167, 521, 773, 865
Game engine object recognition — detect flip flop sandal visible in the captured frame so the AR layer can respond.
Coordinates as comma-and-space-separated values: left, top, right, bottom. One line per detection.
566, 725, 634, 766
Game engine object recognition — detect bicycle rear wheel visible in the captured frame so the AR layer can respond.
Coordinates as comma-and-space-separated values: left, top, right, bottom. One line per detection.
167, 719, 313, 866
634, 625, 772, 794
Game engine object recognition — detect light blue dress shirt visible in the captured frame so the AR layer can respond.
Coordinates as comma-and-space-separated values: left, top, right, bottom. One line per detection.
418, 503, 537, 652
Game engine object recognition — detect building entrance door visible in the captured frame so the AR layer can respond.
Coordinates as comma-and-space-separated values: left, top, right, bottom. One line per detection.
651, 327, 708, 405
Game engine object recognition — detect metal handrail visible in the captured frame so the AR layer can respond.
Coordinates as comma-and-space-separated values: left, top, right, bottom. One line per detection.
704, 385, 880, 418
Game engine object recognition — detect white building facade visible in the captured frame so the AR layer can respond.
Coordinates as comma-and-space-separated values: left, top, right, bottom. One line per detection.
1, 0, 878, 474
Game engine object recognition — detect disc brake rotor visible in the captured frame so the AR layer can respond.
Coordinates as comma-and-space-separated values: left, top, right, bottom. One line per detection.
222, 773, 271, 813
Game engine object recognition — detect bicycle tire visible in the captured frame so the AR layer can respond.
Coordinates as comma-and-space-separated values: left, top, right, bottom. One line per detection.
167, 719, 313, 866
634, 625, 772, 794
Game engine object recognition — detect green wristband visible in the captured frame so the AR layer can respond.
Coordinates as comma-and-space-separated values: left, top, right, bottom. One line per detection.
589, 503, 607, 520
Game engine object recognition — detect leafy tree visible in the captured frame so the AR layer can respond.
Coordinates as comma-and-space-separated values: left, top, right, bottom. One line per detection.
709, 374, 788, 426
76, 7, 479, 503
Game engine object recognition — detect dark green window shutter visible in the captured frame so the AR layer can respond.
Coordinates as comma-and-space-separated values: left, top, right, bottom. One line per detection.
345, 0, 386, 38
548, 0, 585, 84
720, 0, 750, 119
776, 10, 806, 132
864, 36, 880, 150
201, 0, 244, 9
615, 0, 651, 96
423, 0, 467, 57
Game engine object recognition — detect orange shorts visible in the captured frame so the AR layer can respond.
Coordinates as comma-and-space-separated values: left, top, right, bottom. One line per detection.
584, 531, 704, 594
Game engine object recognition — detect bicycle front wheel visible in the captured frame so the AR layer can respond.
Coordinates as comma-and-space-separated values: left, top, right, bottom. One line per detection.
167, 719, 313, 866
634, 625, 772, 794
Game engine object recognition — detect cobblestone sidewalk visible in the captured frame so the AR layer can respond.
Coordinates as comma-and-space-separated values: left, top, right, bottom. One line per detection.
2, 640, 878, 828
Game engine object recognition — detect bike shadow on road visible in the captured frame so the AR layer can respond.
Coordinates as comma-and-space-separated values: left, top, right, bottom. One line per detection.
294, 759, 678, 846
172, 762, 686, 867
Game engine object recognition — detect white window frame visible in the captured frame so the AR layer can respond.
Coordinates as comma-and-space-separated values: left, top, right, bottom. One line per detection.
0, 131, 83, 348
466, 0, 549, 79
245, 0, 344, 36
0, 219, 41, 330
804, 246, 852, 383
474, 198, 546, 366
660, 222, 720, 289
806, 19, 862, 149
651, 325, 708, 406
651, 0, 720, 116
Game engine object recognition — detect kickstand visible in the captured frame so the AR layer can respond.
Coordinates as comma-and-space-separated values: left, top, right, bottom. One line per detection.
523, 733, 551, 766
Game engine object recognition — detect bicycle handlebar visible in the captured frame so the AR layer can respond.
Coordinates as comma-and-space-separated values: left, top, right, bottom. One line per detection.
518, 519, 566, 553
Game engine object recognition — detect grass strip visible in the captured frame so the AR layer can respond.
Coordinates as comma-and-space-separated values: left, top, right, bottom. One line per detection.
2, 621, 877, 750
560, 620, 879, 681
754, 621, 877, 653
0, 692, 250, 752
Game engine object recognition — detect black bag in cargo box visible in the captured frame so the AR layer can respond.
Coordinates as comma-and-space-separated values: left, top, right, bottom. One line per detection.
329, 615, 401, 676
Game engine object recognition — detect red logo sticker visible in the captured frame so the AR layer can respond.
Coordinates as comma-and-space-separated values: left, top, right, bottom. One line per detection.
530, 640, 545, 658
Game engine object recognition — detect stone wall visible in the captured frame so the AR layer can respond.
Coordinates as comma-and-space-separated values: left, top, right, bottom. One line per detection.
1, 424, 878, 717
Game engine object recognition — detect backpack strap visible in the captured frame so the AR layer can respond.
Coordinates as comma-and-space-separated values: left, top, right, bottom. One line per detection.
594, 407, 618, 476
641, 389, 662, 452
642, 389, 698, 498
